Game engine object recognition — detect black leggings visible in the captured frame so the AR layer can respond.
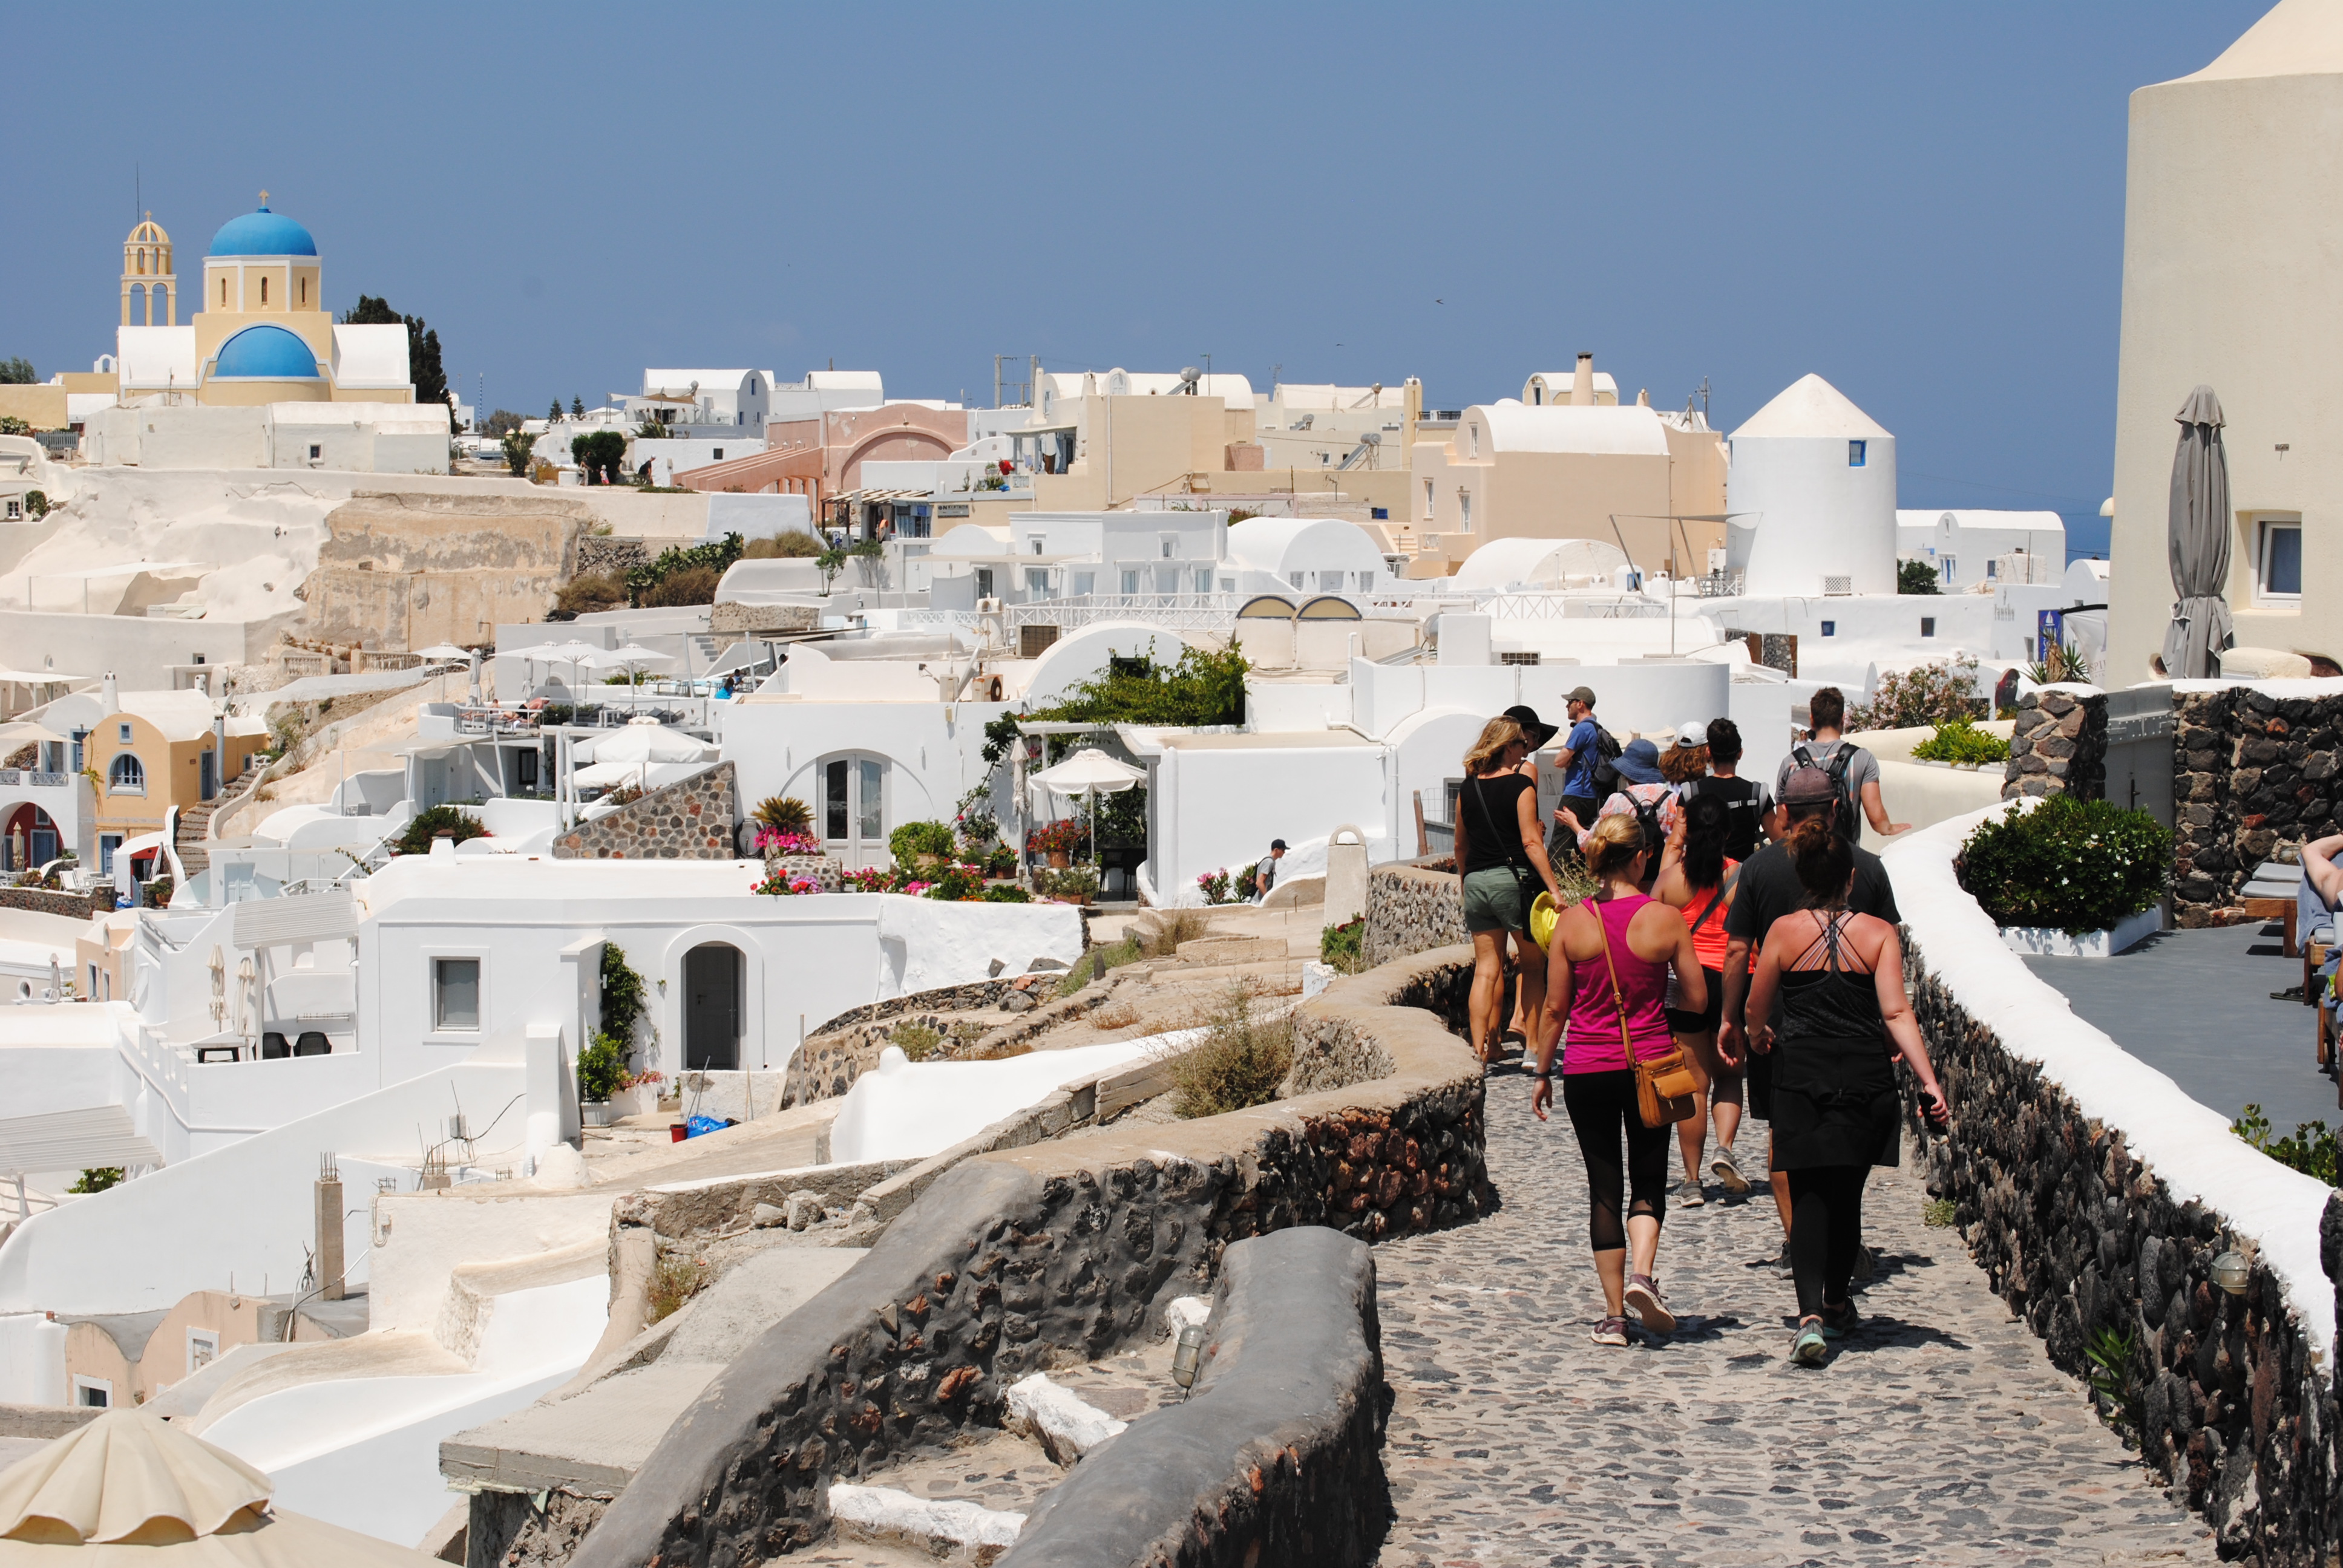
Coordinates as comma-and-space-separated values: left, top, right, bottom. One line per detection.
1786, 1165, 1869, 1317
1563, 1069, 1670, 1252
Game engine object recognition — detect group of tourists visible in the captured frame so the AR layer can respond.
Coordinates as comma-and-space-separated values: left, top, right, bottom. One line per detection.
1451, 687, 1948, 1364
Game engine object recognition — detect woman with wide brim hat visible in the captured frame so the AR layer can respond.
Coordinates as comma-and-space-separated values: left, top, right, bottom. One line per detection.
1494, 706, 1562, 1051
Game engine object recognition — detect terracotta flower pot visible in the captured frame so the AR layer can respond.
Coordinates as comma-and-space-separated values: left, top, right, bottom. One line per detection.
1046, 850, 1070, 869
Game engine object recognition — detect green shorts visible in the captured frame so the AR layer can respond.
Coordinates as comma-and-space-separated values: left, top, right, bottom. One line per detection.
1462, 866, 1532, 933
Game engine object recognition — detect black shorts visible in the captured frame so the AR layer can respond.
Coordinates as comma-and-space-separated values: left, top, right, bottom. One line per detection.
1664, 966, 1724, 1036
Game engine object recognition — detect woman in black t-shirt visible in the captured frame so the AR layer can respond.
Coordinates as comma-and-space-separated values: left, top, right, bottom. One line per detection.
1455, 716, 1564, 1067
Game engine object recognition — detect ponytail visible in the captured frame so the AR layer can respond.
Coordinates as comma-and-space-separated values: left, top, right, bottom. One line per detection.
1789, 815, 1853, 906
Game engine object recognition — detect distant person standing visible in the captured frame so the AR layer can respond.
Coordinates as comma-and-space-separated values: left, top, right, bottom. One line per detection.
1455, 717, 1564, 1067
1550, 686, 1609, 862
1743, 816, 1950, 1364
1680, 717, 1774, 861
1254, 839, 1286, 900
1773, 687, 1907, 844
1659, 720, 1709, 789
1653, 791, 1746, 1204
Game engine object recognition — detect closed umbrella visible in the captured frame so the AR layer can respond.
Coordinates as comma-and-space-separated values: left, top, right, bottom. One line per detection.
1033, 747, 1144, 877
0, 1408, 441, 1564
601, 645, 675, 712
2162, 385, 2235, 680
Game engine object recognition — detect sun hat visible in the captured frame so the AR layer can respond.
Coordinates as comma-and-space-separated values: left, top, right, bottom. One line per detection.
1502, 704, 1559, 749
1613, 737, 1665, 786
1674, 720, 1708, 749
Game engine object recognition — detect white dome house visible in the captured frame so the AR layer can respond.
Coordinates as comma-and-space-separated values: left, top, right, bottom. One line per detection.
1727, 373, 1897, 597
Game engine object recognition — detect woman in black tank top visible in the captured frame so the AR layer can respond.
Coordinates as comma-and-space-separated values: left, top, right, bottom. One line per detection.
1743, 819, 1949, 1367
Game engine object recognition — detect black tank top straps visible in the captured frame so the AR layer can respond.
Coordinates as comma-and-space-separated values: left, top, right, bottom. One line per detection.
1778, 911, 1885, 1042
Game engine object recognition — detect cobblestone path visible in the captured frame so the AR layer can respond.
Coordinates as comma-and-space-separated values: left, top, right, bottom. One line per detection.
1375, 1073, 2217, 1567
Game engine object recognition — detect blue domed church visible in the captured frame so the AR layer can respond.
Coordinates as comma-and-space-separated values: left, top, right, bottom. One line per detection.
114, 194, 416, 407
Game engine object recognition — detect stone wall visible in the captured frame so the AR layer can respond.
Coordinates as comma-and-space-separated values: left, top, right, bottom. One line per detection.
2171, 686, 2343, 926
565, 949, 1488, 1568
1361, 857, 1463, 969
1904, 942, 2341, 1562
0, 886, 108, 922
999, 1227, 1386, 1567
574, 536, 649, 579
552, 762, 735, 860
2003, 686, 2108, 801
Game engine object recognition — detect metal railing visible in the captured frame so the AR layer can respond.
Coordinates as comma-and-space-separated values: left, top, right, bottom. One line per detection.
1478, 593, 1667, 621
1006, 594, 1251, 632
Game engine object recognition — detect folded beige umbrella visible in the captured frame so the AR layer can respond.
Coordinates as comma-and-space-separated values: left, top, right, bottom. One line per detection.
0, 1410, 439, 1566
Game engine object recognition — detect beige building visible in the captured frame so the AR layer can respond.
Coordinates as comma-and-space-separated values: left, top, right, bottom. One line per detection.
1407, 375, 1728, 578
2109, 0, 2343, 679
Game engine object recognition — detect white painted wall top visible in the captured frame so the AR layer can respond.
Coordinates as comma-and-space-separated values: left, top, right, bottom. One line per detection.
1450, 535, 1631, 591
2180, 0, 2343, 79
328, 324, 411, 389
1219, 517, 1385, 578
1472, 403, 1670, 457
1729, 373, 1892, 440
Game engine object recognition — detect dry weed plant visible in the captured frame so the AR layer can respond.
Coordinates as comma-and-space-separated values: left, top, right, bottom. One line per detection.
1160, 985, 1294, 1119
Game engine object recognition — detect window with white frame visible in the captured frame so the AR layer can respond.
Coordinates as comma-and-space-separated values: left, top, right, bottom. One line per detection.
1459, 491, 1472, 528
108, 754, 145, 792
1469, 423, 1480, 459
1288, 571, 1306, 589
1423, 479, 1434, 521
2258, 517, 2302, 602
1159, 534, 1176, 559
433, 958, 480, 1031
1120, 569, 1139, 595
117, 722, 133, 743
1073, 571, 1095, 596
187, 1327, 220, 1376
1194, 568, 1211, 593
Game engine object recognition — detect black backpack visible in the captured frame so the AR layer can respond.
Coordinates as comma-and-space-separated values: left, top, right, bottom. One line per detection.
1687, 775, 1764, 860
1587, 725, 1625, 797
1791, 740, 1862, 840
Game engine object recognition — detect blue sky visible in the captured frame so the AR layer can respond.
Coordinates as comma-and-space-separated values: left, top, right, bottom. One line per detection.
2, 2, 2273, 541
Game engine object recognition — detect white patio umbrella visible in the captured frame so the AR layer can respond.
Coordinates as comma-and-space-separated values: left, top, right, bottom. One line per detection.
570, 723, 715, 796
0, 1407, 442, 1564
601, 644, 675, 711
518, 641, 604, 701
1032, 747, 1144, 876
411, 643, 472, 701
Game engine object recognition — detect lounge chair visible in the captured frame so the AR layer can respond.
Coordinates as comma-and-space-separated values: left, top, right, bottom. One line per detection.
2240, 858, 2305, 957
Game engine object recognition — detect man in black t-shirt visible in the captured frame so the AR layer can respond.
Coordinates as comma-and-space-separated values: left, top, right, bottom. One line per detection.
1677, 716, 1773, 861
1717, 764, 1902, 1259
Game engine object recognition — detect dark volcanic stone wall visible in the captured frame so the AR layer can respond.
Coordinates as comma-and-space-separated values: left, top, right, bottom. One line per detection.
1904, 941, 2341, 1562
2172, 687, 2343, 926
1362, 858, 1464, 969
567, 950, 1488, 1568
552, 762, 736, 860
2003, 687, 2108, 801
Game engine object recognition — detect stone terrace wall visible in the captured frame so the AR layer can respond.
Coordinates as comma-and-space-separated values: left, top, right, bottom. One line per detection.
567, 949, 1488, 1568
2172, 687, 2343, 926
1906, 949, 2341, 1561
552, 761, 736, 860
2002, 686, 2108, 801
0, 886, 109, 922
1000, 1227, 1386, 1567
1362, 857, 1463, 969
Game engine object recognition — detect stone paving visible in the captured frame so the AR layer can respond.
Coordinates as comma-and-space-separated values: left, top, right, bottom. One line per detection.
1375, 1068, 2220, 1567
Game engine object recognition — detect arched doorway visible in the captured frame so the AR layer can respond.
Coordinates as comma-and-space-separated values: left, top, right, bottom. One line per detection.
2, 804, 59, 872
682, 942, 741, 1071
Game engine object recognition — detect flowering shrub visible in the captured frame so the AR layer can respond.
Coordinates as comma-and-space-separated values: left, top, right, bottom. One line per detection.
620, 1068, 666, 1093
1236, 864, 1260, 901
1849, 655, 1985, 731
889, 820, 957, 863
1196, 869, 1232, 904
844, 866, 897, 892
752, 867, 825, 896
923, 863, 986, 901
983, 844, 1017, 878
755, 828, 822, 856
1026, 819, 1088, 858
1954, 795, 2172, 935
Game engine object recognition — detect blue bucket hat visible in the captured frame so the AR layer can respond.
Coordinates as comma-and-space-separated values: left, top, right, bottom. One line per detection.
1613, 737, 1665, 786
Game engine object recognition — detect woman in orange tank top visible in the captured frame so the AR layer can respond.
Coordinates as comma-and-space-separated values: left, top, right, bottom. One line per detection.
1653, 791, 1748, 1203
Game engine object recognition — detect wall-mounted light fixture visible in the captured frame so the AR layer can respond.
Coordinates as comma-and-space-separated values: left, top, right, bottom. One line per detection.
2209, 1250, 2250, 1296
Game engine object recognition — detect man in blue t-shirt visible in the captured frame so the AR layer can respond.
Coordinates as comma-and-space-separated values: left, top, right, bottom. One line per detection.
1549, 685, 1603, 864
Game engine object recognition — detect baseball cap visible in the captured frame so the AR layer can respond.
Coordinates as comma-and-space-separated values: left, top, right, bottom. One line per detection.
1782, 766, 1839, 805
1270, 838, 1288, 850
1565, 685, 1598, 708
1674, 720, 1708, 748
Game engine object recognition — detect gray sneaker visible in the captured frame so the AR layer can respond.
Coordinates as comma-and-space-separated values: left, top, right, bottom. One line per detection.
1671, 1174, 1706, 1209
1771, 1243, 1795, 1281
1710, 1146, 1751, 1194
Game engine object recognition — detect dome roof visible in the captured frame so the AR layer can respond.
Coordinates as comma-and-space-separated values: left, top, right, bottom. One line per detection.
212, 324, 321, 380
207, 206, 316, 258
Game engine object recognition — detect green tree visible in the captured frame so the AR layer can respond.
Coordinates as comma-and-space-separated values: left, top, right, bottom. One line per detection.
548, 399, 564, 423
571, 396, 586, 418
0, 357, 36, 385
500, 430, 537, 477
981, 644, 1250, 765
68, 1168, 123, 1194
571, 430, 628, 485
483, 409, 525, 437
338, 296, 447, 407
1897, 558, 1943, 595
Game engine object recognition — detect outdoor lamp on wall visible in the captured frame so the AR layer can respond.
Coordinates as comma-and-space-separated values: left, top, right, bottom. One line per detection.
1171, 1322, 1207, 1398
2209, 1250, 2251, 1296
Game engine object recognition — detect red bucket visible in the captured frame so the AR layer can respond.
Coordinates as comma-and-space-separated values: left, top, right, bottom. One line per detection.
669, 1123, 688, 1143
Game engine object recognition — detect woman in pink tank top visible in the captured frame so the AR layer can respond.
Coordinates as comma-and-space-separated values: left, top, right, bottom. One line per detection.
1530, 811, 1709, 1346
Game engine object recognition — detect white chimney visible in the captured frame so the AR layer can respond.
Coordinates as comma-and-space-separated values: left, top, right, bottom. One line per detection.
1570, 353, 1595, 407
100, 672, 119, 716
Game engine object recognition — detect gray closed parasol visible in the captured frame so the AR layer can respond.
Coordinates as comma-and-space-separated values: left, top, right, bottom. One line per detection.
2161, 384, 2234, 680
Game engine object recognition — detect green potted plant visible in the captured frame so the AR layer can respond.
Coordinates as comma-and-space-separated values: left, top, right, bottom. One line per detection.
576, 1031, 627, 1125
1955, 795, 2172, 956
